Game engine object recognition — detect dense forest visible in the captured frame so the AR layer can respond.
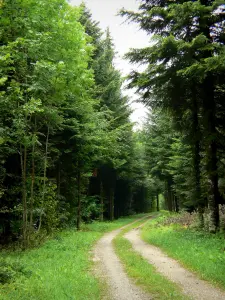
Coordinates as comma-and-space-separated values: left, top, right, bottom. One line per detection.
0, 0, 152, 247
1, 0, 225, 249
121, 0, 225, 233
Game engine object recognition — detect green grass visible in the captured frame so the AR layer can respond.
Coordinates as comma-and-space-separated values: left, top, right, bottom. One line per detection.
0, 215, 146, 300
113, 215, 189, 300
142, 215, 225, 290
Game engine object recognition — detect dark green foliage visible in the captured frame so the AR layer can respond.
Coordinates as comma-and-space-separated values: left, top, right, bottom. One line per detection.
121, 0, 225, 231
143, 110, 196, 211
80, 5, 151, 221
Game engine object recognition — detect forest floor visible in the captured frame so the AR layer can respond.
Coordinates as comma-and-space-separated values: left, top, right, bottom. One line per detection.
95, 215, 225, 300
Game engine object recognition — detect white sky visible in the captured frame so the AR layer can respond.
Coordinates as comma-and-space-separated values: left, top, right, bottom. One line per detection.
70, 0, 149, 127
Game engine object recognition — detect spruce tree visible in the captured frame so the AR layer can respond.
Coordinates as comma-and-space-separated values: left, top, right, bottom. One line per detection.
121, 0, 225, 232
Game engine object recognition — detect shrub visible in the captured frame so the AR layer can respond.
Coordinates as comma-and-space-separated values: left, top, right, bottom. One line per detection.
159, 211, 198, 227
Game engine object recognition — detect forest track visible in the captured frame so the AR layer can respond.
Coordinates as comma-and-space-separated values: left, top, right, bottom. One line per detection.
93, 216, 151, 300
125, 221, 225, 300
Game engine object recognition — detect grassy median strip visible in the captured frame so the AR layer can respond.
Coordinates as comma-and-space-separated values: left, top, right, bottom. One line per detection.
141, 215, 225, 290
0, 215, 146, 300
113, 215, 188, 300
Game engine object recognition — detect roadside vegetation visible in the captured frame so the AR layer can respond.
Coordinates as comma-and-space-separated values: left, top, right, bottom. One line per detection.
0, 216, 144, 300
113, 215, 189, 300
142, 212, 225, 290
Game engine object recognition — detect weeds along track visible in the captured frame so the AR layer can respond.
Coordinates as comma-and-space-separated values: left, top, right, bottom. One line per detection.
124, 221, 225, 300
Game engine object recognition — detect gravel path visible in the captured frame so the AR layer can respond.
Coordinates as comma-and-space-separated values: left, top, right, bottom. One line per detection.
93, 217, 151, 300
125, 225, 225, 300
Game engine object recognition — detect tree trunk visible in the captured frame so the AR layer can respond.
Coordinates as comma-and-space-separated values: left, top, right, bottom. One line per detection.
199, 0, 219, 232
192, 86, 204, 226
207, 140, 219, 233
76, 170, 81, 230
30, 142, 35, 227
29, 117, 37, 243
198, 206, 205, 229
174, 195, 179, 213
38, 126, 49, 232
109, 188, 114, 221
57, 161, 61, 199
28, 141, 35, 245
195, 139, 205, 227
203, 77, 219, 233
156, 193, 159, 212
167, 180, 173, 211
20, 144, 28, 247
100, 181, 104, 221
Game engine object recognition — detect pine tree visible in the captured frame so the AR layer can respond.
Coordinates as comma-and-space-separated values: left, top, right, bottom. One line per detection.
80, 5, 144, 220
121, 0, 225, 232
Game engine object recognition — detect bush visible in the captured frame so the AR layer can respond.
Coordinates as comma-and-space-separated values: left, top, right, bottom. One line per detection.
203, 205, 225, 232
158, 207, 225, 232
159, 211, 198, 227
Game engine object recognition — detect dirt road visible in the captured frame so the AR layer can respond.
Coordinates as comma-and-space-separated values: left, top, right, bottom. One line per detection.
93, 217, 225, 300
125, 224, 225, 300
93, 217, 151, 300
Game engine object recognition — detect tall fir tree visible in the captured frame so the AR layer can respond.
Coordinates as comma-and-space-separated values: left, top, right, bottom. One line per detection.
121, 0, 225, 232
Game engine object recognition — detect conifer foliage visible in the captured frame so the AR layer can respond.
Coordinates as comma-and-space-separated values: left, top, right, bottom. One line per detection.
121, 0, 225, 232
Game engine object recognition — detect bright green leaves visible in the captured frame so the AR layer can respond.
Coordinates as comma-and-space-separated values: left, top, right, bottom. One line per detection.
23, 98, 43, 115
0, 0, 100, 242
0, 77, 7, 86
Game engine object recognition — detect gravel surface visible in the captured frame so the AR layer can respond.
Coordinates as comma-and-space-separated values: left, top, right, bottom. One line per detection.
93, 217, 151, 300
125, 226, 225, 300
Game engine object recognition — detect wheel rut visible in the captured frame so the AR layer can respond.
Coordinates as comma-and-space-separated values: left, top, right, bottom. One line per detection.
94, 216, 225, 300
93, 217, 151, 300
125, 222, 225, 300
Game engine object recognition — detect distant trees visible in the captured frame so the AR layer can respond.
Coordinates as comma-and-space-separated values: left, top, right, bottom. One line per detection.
143, 110, 195, 211
80, 4, 151, 221
121, 0, 225, 232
